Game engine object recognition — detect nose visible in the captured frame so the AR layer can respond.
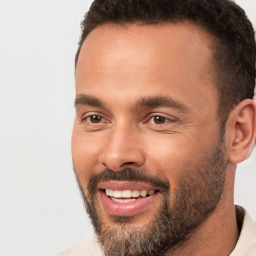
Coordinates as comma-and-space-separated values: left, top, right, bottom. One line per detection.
99, 125, 145, 171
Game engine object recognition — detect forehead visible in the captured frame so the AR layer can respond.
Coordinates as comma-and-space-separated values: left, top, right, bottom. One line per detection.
75, 22, 218, 114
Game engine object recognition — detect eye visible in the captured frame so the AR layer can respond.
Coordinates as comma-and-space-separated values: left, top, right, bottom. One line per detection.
150, 116, 168, 124
88, 115, 103, 123
80, 113, 111, 131
149, 116, 170, 124
81, 114, 108, 125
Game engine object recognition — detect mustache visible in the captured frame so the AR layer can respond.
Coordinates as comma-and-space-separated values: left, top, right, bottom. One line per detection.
87, 168, 170, 196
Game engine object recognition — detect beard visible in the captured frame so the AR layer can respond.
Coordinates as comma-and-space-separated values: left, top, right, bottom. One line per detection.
74, 133, 227, 256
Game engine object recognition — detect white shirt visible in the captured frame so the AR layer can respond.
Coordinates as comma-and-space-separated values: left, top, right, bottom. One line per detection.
230, 207, 256, 256
58, 207, 256, 256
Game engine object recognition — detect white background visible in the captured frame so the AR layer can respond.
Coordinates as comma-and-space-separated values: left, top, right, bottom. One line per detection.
0, 1, 255, 255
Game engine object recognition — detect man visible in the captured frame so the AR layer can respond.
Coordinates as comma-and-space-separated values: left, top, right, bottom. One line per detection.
59, 0, 256, 255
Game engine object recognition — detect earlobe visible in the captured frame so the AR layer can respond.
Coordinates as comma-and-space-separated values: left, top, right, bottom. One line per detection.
227, 99, 256, 164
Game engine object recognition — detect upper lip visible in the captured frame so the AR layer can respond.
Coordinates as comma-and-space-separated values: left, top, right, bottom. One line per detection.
97, 181, 158, 191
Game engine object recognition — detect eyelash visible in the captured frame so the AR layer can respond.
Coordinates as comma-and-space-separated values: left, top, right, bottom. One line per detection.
80, 114, 108, 124
147, 115, 175, 125
80, 113, 176, 126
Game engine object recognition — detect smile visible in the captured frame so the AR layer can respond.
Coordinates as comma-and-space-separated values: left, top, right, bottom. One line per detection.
98, 181, 159, 216
105, 189, 156, 203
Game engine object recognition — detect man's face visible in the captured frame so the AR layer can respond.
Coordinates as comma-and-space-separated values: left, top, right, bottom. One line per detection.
72, 23, 228, 255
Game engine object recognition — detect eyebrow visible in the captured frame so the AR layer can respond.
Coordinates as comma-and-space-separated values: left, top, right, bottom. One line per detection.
74, 94, 189, 113
135, 96, 189, 113
74, 94, 105, 108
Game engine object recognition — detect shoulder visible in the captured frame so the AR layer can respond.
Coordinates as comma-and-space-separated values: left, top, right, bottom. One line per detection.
58, 234, 104, 256
230, 207, 256, 256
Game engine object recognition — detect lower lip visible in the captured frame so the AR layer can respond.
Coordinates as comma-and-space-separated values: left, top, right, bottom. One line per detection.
100, 190, 158, 216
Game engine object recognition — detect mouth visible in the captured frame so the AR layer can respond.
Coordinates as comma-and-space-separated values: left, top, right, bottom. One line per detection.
98, 181, 160, 216
105, 188, 157, 203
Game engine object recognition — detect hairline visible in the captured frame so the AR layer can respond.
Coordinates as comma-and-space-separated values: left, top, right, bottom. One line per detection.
75, 20, 219, 67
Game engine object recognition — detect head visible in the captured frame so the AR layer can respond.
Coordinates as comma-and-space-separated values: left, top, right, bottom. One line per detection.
72, 0, 256, 255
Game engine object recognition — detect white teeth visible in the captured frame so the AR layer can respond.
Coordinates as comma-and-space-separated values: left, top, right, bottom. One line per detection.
140, 190, 147, 197
113, 190, 122, 198
105, 189, 156, 199
122, 190, 132, 198
106, 189, 114, 197
148, 190, 154, 196
131, 190, 140, 197
112, 198, 136, 203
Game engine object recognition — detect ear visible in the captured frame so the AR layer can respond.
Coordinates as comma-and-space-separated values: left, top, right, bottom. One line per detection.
225, 99, 256, 164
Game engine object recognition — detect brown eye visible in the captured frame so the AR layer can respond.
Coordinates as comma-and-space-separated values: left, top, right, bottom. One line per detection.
89, 115, 102, 123
152, 116, 167, 124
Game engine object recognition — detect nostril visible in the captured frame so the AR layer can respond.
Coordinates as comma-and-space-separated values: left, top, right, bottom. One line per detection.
102, 161, 135, 168
102, 163, 108, 167
121, 162, 136, 166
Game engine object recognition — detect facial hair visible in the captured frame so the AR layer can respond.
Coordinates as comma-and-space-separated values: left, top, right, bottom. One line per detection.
74, 134, 227, 256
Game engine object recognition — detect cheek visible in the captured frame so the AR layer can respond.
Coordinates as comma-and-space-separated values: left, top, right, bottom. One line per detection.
144, 134, 202, 191
71, 128, 103, 188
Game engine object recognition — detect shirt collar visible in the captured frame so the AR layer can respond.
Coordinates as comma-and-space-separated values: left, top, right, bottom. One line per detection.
230, 206, 256, 255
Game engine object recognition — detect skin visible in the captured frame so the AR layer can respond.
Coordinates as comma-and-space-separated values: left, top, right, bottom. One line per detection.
72, 22, 256, 255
